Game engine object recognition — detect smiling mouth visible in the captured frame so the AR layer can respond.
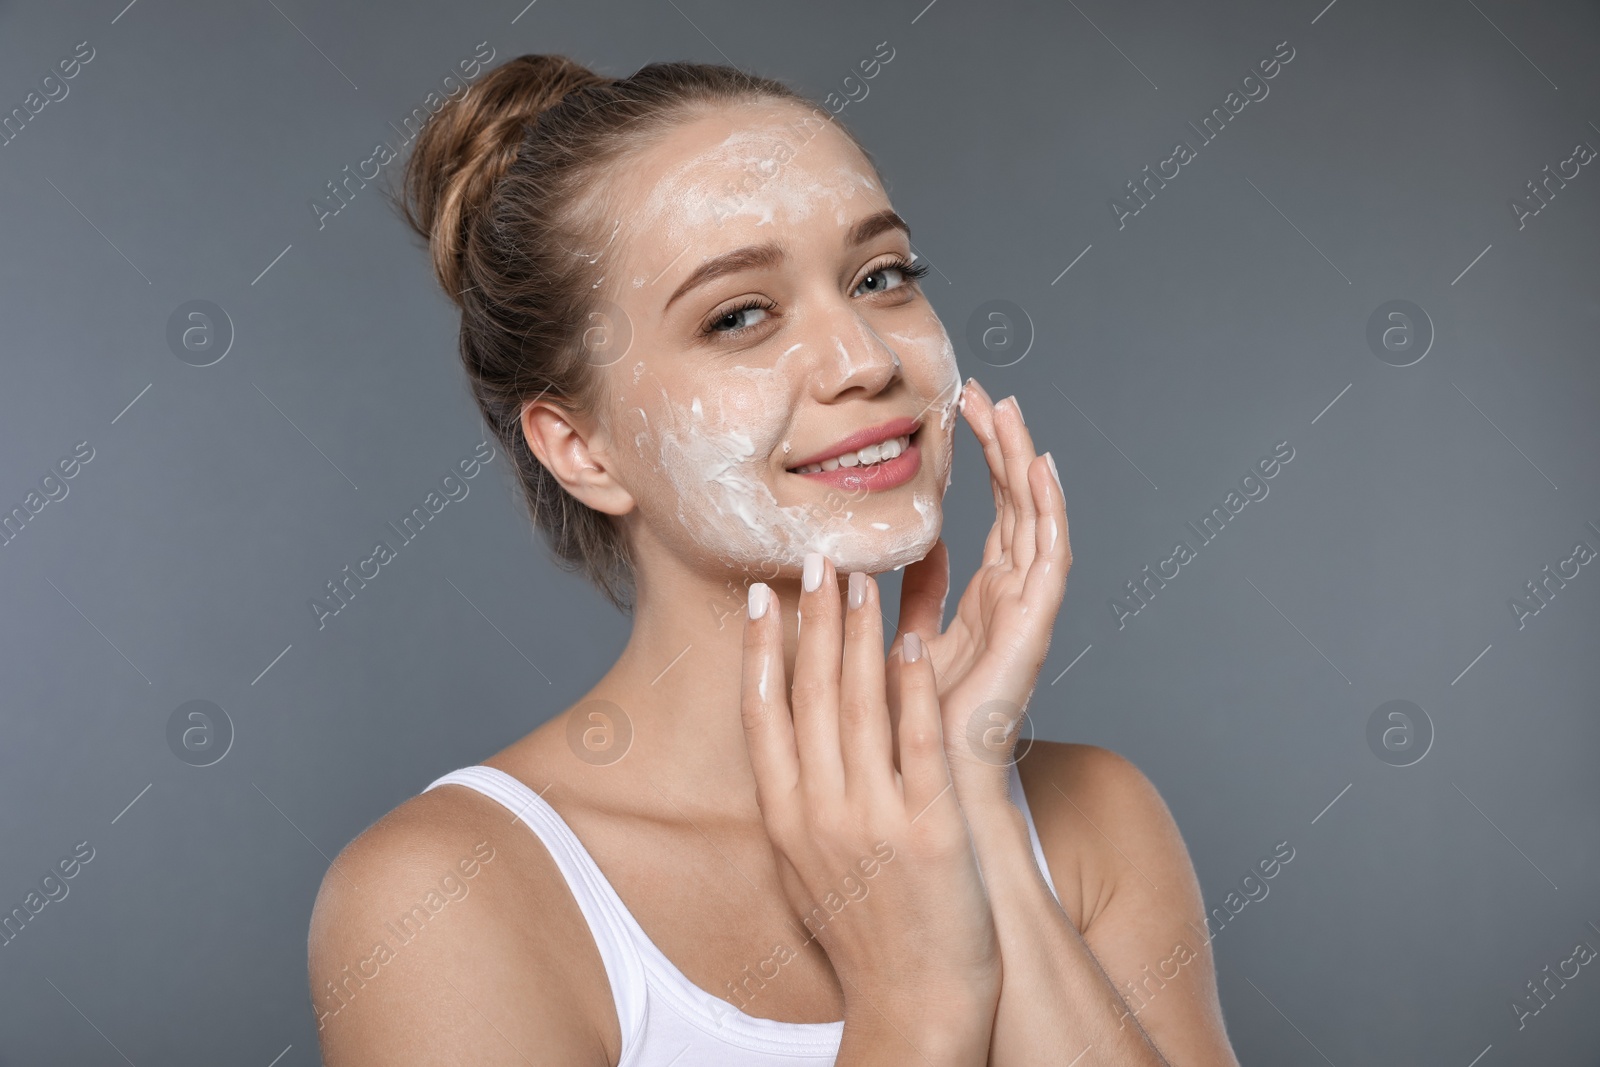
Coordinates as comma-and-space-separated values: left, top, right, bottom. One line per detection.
784, 415, 923, 472
789, 433, 913, 474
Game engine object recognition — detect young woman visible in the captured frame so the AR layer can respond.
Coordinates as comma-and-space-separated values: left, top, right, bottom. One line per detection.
307, 54, 1240, 1066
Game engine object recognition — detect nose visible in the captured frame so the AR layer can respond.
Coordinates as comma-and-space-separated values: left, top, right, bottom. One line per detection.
805, 307, 902, 402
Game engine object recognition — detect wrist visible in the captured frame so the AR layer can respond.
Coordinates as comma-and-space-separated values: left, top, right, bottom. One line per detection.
843, 988, 997, 1063
959, 790, 1065, 907
959, 778, 1033, 847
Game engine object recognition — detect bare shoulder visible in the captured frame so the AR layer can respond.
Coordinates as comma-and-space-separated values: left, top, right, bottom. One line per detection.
307, 779, 615, 1066
1017, 739, 1166, 821
1016, 740, 1190, 925
1017, 740, 1238, 1064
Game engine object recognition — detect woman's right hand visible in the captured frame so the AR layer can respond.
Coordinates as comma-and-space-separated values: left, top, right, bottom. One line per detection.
740, 552, 1002, 1050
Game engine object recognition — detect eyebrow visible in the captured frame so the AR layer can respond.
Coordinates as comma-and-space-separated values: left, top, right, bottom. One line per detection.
662, 209, 912, 315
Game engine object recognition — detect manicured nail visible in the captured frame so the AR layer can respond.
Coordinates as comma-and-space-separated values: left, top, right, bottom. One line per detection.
1045, 450, 1062, 491
748, 583, 770, 619
1004, 396, 1024, 424
903, 631, 923, 663
803, 552, 824, 593
969, 377, 992, 404
848, 570, 867, 610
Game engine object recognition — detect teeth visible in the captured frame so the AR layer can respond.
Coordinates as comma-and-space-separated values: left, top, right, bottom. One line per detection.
792, 434, 911, 475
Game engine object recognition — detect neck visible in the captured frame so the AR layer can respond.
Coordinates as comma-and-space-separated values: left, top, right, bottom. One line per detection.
578, 540, 853, 823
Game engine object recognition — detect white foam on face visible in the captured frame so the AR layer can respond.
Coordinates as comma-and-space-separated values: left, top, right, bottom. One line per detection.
885, 325, 964, 495
631, 106, 880, 249
640, 350, 942, 574
598, 104, 965, 577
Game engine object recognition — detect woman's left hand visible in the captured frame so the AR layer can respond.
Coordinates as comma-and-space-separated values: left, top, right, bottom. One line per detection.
885, 378, 1072, 810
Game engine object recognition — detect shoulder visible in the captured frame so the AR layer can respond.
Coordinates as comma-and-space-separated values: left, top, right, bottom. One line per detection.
307, 775, 615, 1066
1016, 740, 1172, 844
1017, 742, 1238, 1063
1015, 741, 1197, 929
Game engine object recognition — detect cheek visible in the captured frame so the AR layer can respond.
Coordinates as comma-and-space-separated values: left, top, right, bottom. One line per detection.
619, 379, 792, 559
615, 353, 951, 575
886, 325, 962, 479
721, 374, 777, 428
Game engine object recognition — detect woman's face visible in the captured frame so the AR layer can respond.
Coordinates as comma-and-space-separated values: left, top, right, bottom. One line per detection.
581, 99, 962, 578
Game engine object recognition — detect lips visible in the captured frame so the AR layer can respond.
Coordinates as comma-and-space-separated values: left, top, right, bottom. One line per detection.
784, 416, 921, 471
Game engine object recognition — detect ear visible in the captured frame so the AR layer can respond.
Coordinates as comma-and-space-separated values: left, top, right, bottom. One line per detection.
519, 397, 636, 517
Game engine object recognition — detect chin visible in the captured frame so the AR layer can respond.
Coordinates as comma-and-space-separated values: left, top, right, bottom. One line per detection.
867, 530, 941, 574
808, 491, 942, 576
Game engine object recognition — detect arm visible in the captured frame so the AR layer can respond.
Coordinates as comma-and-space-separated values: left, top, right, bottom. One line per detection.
307, 795, 611, 1066
741, 564, 1002, 1065
967, 742, 1238, 1066
888, 381, 1235, 1062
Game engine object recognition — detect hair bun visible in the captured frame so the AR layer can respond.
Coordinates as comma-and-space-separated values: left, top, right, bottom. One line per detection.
396, 54, 614, 301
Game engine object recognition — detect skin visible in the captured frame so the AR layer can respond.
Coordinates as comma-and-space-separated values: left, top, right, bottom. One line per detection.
307, 99, 1240, 1065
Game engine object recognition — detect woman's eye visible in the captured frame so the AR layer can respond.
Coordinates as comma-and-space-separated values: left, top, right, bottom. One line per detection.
710, 303, 770, 333
855, 265, 908, 296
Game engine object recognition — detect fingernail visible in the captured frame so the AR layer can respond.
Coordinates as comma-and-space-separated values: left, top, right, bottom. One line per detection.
803, 552, 824, 593
903, 631, 923, 663
969, 377, 992, 403
848, 570, 867, 610
748, 583, 770, 619
1004, 395, 1024, 424
1045, 450, 1062, 491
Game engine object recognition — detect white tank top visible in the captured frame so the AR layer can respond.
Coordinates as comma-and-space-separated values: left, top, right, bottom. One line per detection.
423, 760, 1061, 1066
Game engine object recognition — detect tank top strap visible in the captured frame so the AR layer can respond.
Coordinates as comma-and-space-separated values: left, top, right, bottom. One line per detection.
423, 764, 648, 1057
1009, 759, 1062, 905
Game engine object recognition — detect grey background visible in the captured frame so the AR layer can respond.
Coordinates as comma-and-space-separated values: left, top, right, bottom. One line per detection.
2, 0, 1597, 1063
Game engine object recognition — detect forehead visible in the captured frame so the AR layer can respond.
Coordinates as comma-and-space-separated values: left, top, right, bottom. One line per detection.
599, 101, 888, 274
